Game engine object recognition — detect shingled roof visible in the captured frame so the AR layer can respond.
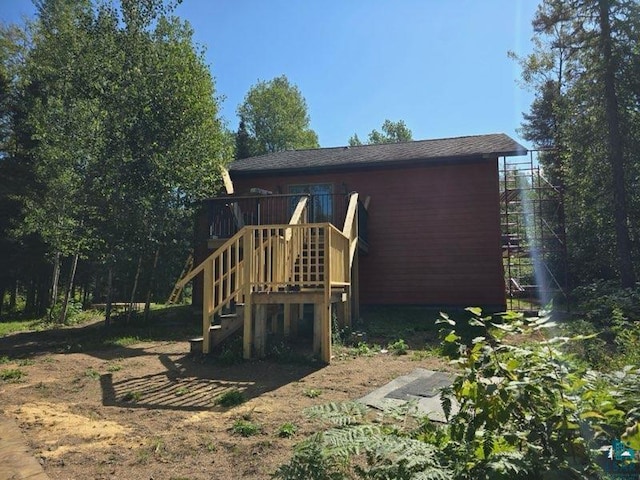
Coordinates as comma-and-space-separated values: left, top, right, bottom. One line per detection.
229, 133, 526, 175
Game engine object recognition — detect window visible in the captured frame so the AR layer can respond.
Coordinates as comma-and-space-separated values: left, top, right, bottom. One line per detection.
289, 183, 334, 223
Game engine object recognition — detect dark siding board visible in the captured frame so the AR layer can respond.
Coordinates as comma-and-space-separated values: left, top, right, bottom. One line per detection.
231, 157, 505, 307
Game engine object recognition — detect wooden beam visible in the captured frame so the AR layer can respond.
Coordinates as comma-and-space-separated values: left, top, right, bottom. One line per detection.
221, 166, 234, 194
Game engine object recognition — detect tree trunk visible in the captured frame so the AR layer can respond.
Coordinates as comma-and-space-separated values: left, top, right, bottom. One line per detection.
126, 255, 143, 324
59, 253, 79, 324
10, 280, 17, 310
144, 246, 161, 322
598, 0, 636, 288
49, 251, 61, 320
105, 267, 113, 328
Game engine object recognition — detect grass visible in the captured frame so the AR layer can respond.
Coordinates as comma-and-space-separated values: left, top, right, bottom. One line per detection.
0, 317, 43, 336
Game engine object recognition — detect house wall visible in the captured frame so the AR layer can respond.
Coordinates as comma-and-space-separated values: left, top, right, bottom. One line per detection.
229, 158, 505, 308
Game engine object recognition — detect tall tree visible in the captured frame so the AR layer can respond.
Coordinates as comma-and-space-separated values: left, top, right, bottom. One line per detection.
237, 75, 319, 156
1, 0, 228, 321
518, 0, 639, 287
349, 119, 413, 146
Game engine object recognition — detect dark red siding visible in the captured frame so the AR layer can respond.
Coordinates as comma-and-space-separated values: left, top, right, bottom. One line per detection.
229, 158, 505, 308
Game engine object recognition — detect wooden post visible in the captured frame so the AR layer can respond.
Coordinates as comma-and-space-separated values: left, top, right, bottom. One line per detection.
203, 261, 213, 354
313, 302, 321, 355
255, 304, 267, 358
291, 303, 301, 337
351, 250, 359, 325
322, 226, 332, 363
283, 303, 291, 336
243, 231, 253, 360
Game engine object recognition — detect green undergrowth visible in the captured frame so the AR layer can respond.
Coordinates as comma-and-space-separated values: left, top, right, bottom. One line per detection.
274, 308, 640, 480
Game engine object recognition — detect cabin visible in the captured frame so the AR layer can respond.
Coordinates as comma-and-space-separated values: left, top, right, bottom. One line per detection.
181, 133, 527, 363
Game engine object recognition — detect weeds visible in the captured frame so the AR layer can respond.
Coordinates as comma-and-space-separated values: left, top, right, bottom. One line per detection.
303, 388, 322, 398
0, 368, 25, 381
387, 338, 408, 355
231, 419, 261, 437
85, 367, 100, 380
214, 388, 245, 407
175, 386, 190, 396
277, 422, 298, 438
122, 390, 143, 402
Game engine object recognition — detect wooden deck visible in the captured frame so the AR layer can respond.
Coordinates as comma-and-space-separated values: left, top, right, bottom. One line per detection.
181, 193, 361, 363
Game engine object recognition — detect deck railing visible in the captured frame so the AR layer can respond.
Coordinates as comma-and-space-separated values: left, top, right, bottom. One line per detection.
206, 193, 355, 239
244, 223, 350, 292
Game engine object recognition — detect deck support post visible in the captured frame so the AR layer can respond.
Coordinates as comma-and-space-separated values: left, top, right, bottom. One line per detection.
313, 303, 321, 355
351, 251, 360, 325
283, 303, 291, 336
255, 304, 267, 358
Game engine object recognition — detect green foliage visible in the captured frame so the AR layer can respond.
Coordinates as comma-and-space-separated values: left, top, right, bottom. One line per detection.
349, 119, 413, 146
0, 0, 228, 322
277, 422, 298, 438
277, 309, 640, 479
516, 0, 640, 287
122, 390, 142, 402
214, 388, 245, 407
303, 388, 322, 399
237, 75, 319, 156
387, 339, 409, 356
231, 419, 261, 437
0, 368, 25, 381
272, 440, 348, 480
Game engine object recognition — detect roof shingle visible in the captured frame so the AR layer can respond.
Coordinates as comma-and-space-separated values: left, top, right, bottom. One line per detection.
229, 133, 526, 174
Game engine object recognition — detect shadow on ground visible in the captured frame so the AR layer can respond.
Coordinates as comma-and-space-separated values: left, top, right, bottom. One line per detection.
100, 353, 321, 412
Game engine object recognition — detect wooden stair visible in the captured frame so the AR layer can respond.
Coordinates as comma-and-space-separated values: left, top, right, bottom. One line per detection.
190, 304, 245, 353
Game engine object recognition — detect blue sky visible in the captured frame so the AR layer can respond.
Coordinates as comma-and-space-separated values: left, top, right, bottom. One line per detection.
2, 0, 540, 148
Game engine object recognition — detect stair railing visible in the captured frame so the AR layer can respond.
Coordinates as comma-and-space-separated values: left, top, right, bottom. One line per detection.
342, 192, 359, 267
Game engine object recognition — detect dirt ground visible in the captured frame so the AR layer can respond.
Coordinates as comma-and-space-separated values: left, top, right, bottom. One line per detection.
0, 323, 447, 480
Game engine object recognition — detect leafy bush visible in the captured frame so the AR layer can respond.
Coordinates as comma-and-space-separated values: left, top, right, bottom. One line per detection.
573, 280, 640, 326
275, 308, 640, 479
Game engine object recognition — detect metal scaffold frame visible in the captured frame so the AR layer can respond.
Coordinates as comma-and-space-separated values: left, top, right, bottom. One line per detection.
500, 151, 568, 312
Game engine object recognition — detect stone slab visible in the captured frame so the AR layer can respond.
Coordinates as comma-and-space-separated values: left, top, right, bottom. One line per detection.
359, 368, 458, 423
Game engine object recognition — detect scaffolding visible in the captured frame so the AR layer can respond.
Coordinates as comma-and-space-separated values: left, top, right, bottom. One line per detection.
500, 151, 568, 312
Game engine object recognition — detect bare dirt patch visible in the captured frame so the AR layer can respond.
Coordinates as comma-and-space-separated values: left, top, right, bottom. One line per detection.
0, 328, 447, 480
